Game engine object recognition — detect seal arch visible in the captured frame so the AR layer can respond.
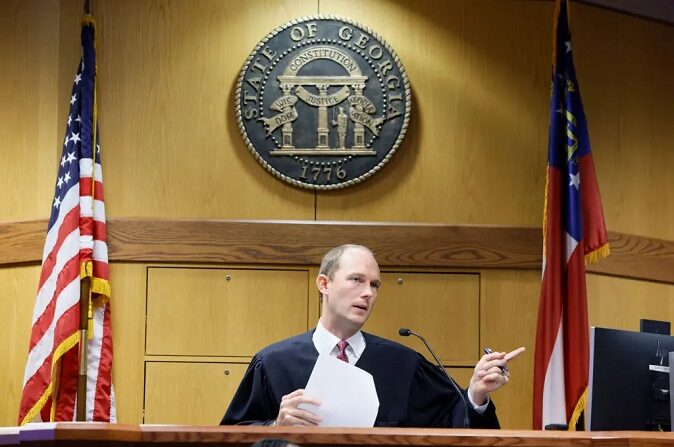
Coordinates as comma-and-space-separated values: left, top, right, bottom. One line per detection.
283, 46, 363, 76
278, 45, 368, 149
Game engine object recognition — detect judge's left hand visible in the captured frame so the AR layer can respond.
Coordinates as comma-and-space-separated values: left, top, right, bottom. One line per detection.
468, 347, 525, 406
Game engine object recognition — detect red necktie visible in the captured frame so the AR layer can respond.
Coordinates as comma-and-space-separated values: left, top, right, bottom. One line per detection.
336, 339, 349, 363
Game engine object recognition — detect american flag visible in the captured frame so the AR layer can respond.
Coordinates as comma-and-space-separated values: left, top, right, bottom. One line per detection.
18, 16, 116, 425
532, 0, 609, 431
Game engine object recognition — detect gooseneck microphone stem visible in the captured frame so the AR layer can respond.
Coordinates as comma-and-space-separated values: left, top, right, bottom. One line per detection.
399, 328, 471, 428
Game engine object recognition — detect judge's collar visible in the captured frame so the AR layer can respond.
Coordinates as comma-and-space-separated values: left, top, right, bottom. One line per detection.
313, 320, 366, 358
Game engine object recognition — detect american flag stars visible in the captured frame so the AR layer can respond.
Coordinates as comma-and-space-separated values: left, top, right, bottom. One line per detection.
52, 150, 76, 213
52, 109, 81, 225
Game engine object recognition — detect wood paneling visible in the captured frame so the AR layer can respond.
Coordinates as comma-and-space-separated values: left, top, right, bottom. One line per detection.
14, 422, 674, 446
144, 362, 248, 424
313, 0, 673, 242
315, 0, 552, 225
0, 220, 46, 265
587, 273, 674, 331
2, 219, 672, 284
109, 264, 147, 424
90, 0, 316, 220
365, 273, 480, 365
146, 267, 310, 356
0, 266, 42, 427
481, 270, 541, 429
6, 1, 669, 235
589, 232, 674, 283
0, 0, 59, 222
57, 0, 84, 133
572, 2, 674, 241
105, 221, 544, 269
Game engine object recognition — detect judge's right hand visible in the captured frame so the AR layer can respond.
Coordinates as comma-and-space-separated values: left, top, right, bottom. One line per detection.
275, 389, 322, 426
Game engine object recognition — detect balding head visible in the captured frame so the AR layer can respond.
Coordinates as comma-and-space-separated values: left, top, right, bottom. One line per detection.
319, 244, 374, 280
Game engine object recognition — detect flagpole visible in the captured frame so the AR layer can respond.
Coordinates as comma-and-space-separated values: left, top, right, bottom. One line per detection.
76, 0, 92, 422
76, 278, 90, 421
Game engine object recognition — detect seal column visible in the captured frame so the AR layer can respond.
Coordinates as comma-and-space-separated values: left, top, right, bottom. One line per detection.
316, 83, 330, 148
280, 83, 295, 148
351, 83, 366, 149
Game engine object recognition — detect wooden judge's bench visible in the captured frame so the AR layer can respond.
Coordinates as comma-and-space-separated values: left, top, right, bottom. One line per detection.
2, 424, 674, 447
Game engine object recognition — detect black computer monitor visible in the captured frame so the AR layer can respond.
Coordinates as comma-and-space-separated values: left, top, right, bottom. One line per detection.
588, 327, 674, 431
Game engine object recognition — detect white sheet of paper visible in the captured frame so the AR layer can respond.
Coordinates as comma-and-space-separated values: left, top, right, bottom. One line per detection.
299, 353, 379, 427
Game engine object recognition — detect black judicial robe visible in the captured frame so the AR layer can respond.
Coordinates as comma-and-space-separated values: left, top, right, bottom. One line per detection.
220, 331, 500, 428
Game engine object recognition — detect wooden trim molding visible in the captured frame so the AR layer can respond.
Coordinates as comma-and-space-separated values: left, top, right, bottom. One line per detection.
0, 218, 672, 284
0, 220, 46, 265
10, 422, 674, 447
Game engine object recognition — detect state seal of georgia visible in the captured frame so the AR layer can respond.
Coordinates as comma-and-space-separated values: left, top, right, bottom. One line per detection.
236, 16, 411, 190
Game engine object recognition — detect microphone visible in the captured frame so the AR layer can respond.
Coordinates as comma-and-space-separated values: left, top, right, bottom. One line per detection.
399, 328, 471, 428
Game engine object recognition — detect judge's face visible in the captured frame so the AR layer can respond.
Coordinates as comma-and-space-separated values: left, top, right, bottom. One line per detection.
317, 247, 381, 338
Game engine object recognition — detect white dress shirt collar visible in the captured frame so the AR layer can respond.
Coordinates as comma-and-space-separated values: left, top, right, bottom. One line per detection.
313, 320, 366, 362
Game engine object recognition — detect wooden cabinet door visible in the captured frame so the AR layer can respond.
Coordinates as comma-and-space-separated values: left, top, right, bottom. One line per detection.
146, 268, 309, 356
144, 361, 248, 424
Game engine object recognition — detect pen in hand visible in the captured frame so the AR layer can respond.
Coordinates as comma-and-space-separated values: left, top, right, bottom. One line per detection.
484, 348, 509, 376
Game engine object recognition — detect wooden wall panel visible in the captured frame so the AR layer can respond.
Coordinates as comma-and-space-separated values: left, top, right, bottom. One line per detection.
57, 0, 84, 134
109, 263, 147, 424
0, 266, 41, 427
481, 270, 541, 429
573, 3, 674, 241
315, 0, 673, 243
315, 0, 551, 225
365, 273, 480, 365
587, 274, 674, 331
0, 0, 59, 222
0, 0, 59, 427
90, 0, 317, 220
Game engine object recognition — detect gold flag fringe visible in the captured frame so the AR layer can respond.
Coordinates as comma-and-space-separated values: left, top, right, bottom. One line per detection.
568, 388, 587, 431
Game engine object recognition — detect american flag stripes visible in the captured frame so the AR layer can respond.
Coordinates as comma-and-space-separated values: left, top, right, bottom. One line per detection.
532, 0, 609, 430
18, 16, 116, 425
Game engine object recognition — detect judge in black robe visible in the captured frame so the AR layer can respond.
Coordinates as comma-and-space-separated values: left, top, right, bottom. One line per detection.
221, 244, 515, 428
221, 330, 499, 428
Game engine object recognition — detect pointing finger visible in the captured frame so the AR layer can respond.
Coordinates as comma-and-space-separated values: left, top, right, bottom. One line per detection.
505, 347, 526, 362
